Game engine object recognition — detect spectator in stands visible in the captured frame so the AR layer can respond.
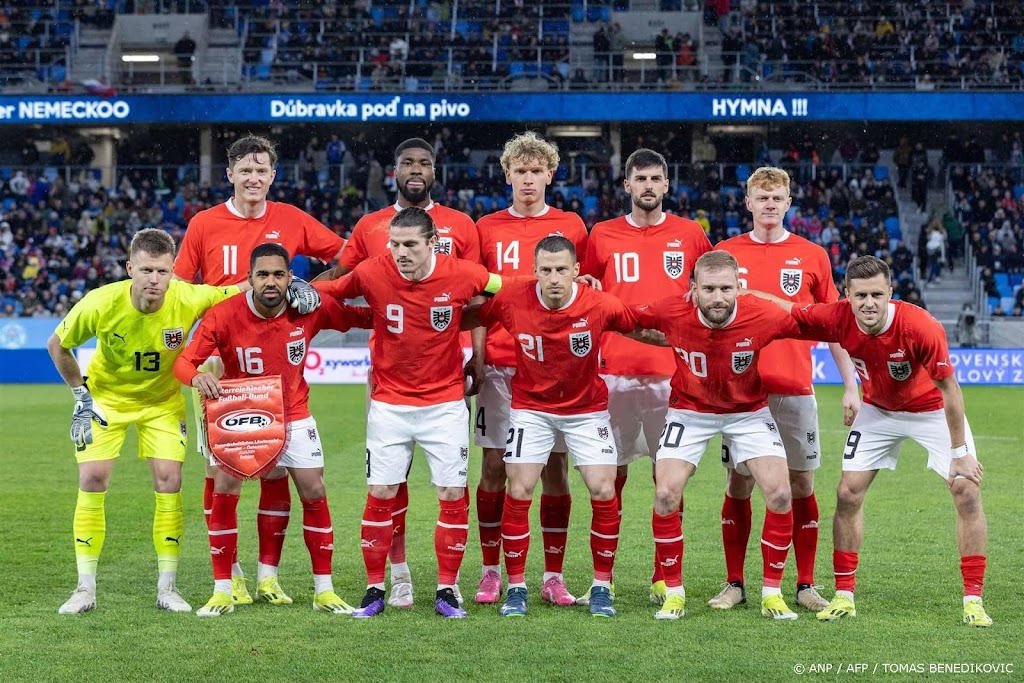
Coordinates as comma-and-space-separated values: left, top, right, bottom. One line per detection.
924, 219, 947, 285
174, 31, 196, 84
592, 24, 610, 81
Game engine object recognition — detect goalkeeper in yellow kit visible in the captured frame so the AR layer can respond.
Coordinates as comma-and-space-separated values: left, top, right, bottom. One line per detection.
47, 229, 244, 614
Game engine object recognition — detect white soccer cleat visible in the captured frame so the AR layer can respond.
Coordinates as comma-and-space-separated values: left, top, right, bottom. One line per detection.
388, 573, 414, 609
157, 586, 193, 613
58, 586, 96, 614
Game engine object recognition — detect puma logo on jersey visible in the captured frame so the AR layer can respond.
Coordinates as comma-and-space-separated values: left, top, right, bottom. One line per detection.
666, 239, 682, 247
572, 317, 589, 329
289, 326, 305, 337
736, 337, 753, 348
433, 292, 452, 303
548, 231, 564, 237
937, 361, 949, 367
111, 332, 126, 343
785, 257, 802, 265
265, 229, 281, 239
437, 225, 452, 234
890, 348, 907, 359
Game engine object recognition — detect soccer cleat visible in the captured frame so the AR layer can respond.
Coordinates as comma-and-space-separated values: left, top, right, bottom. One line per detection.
313, 590, 355, 615
231, 576, 253, 605
962, 599, 993, 628
655, 593, 686, 620
650, 580, 667, 605
816, 594, 857, 621
707, 582, 746, 609
196, 592, 234, 617
387, 573, 414, 609
576, 581, 615, 606
475, 570, 503, 604
540, 576, 577, 606
157, 586, 192, 613
796, 584, 831, 611
588, 586, 616, 618
500, 587, 528, 617
351, 587, 386, 619
761, 594, 798, 620
435, 589, 468, 619
452, 583, 464, 606
256, 576, 293, 605
58, 586, 96, 614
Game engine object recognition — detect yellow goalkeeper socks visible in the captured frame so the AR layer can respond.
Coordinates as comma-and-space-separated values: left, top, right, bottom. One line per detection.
153, 492, 184, 574
73, 489, 106, 586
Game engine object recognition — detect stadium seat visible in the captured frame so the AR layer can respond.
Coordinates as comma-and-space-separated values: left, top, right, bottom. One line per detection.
1001, 296, 1015, 312
872, 164, 890, 181
994, 273, 1012, 296
571, 6, 586, 21
884, 216, 901, 239
725, 213, 740, 229
736, 164, 751, 182
851, 215, 863, 228
987, 297, 1000, 314
1010, 273, 1024, 287
256, 64, 271, 81
1013, 185, 1024, 200
583, 196, 599, 215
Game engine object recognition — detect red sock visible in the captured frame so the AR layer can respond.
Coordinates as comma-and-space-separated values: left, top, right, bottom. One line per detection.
590, 497, 620, 582
761, 508, 793, 589
792, 493, 819, 586
203, 476, 214, 529
653, 509, 684, 588
209, 493, 239, 581
960, 555, 986, 598
436, 495, 470, 585
476, 486, 505, 566
540, 493, 571, 574
501, 496, 532, 585
722, 494, 752, 585
389, 481, 409, 565
301, 497, 333, 577
614, 474, 627, 515
361, 494, 394, 586
257, 476, 291, 567
834, 551, 859, 592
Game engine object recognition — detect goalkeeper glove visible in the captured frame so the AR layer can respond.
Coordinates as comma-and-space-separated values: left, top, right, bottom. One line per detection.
70, 384, 108, 448
287, 277, 321, 315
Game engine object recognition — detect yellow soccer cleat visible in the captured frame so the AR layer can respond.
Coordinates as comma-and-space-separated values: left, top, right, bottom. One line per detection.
962, 599, 993, 628
761, 593, 798, 620
816, 594, 857, 621
313, 590, 355, 615
649, 580, 667, 605
655, 593, 686, 620
257, 576, 293, 605
196, 592, 234, 617
231, 576, 253, 605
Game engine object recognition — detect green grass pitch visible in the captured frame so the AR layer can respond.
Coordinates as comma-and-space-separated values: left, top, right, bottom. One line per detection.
0, 384, 1021, 682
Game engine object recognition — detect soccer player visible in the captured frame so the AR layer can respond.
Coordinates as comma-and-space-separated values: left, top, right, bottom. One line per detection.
752, 255, 992, 627
318, 137, 481, 609
467, 236, 639, 618
581, 148, 711, 604
474, 131, 589, 606
174, 134, 345, 606
175, 243, 371, 617
632, 251, 811, 621
48, 228, 241, 614
711, 166, 860, 612
314, 207, 503, 619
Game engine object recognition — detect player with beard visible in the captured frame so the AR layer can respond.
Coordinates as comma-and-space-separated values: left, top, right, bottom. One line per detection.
316, 138, 481, 610
581, 148, 711, 605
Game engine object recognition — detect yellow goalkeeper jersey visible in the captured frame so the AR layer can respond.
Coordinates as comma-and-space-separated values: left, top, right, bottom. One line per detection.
55, 279, 238, 409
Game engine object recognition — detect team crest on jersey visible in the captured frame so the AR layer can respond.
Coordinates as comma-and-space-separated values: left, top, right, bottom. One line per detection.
780, 269, 803, 296
434, 237, 454, 255
286, 339, 306, 366
887, 360, 912, 381
663, 251, 685, 279
731, 351, 754, 374
163, 328, 184, 350
569, 330, 592, 357
431, 306, 453, 331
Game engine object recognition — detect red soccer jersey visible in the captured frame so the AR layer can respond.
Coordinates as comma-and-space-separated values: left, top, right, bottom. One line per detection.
633, 294, 803, 414
791, 300, 953, 413
583, 213, 711, 376
716, 230, 839, 395
174, 200, 345, 286
339, 202, 481, 270
478, 281, 637, 415
478, 206, 589, 367
175, 294, 372, 421
315, 253, 492, 407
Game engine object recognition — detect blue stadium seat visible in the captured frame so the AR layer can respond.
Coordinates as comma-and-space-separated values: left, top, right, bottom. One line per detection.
872, 164, 889, 181
725, 213, 740, 229
582, 196, 598, 214
571, 6, 586, 21
1010, 273, 1024, 287
851, 215, 863, 228
994, 273, 1012, 296
884, 216, 901, 239
543, 20, 570, 34
495, 196, 509, 209
50, 65, 66, 82
1014, 184, 1024, 200
256, 64, 271, 80
721, 185, 741, 198
735, 164, 751, 182
986, 297, 1000, 314
818, 204, 830, 220
370, 7, 384, 26
1001, 296, 1015, 312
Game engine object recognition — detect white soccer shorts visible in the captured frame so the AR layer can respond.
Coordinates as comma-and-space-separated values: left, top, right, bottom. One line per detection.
656, 406, 786, 472
504, 409, 618, 468
840, 403, 978, 479
365, 399, 470, 487
723, 393, 821, 473
474, 364, 565, 452
603, 374, 670, 466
